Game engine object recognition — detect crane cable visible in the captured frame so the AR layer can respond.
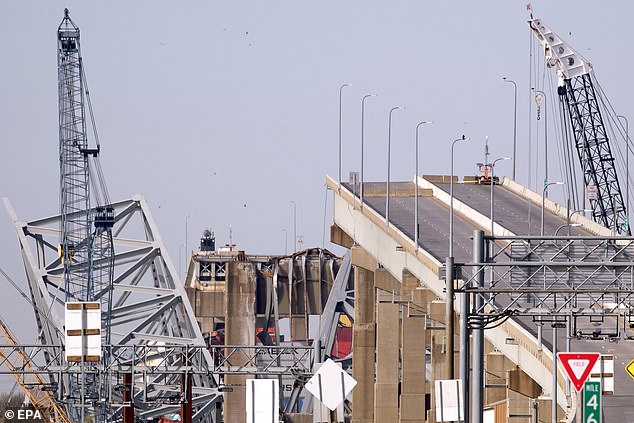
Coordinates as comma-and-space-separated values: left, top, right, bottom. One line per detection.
81, 63, 111, 208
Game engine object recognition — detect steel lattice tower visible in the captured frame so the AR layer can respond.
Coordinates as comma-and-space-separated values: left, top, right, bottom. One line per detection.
58, 9, 93, 302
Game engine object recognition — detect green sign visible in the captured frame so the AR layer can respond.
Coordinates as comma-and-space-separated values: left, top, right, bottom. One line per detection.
583, 381, 601, 423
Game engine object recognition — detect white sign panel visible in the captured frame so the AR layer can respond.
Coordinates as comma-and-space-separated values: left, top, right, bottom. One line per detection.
588, 355, 614, 395
305, 359, 357, 411
587, 184, 598, 201
434, 379, 463, 422
245, 379, 279, 423
64, 302, 101, 362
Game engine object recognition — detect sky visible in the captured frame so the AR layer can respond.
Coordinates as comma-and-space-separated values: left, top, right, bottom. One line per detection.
1, 1, 634, 381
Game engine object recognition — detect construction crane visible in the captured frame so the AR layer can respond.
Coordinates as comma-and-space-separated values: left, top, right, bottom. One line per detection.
0, 317, 72, 423
529, 18, 630, 234
57, 8, 114, 420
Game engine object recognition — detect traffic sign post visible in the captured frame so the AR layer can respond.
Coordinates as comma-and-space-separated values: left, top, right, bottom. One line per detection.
557, 352, 600, 392
583, 381, 601, 423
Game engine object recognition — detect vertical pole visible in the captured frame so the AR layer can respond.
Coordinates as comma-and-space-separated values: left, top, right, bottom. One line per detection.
542, 93, 548, 196
459, 259, 470, 423
552, 325, 558, 423
415, 128, 420, 249
490, 167, 494, 235
472, 230, 485, 423
122, 372, 134, 423
338, 84, 349, 190
361, 94, 376, 209
627, 118, 630, 232
445, 256, 455, 380
181, 372, 193, 423
512, 81, 518, 181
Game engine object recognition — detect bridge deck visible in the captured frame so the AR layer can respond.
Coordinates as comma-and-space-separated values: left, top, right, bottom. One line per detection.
341, 178, 634, 421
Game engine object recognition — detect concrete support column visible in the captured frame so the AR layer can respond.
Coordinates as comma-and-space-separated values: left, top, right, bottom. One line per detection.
400, 313, 426, 423
485, 352, 513, 405
224, 261, 256, 423
374, 300, 399, 422
352, 265, 375, 423
429, 300, 447, 423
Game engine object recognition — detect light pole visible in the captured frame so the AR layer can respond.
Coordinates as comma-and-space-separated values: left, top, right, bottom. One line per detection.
415, 121, 433, 250
178, 243, 185, 278
555, 223, 581, 237
185, 214, 193, 262
540, 179, 563, 423
617, 114, 630, 233
290, 201, 297, 252
541, 182, 564, 235
450, 135, 468, 256
338, 83, 353, 190
282, 229, 288, 255
385, 106, 405, 225
503, 78, 518, 181
361, 94, 377, 209
533, 89, 549, 196
490, 157, 512, 235
447, 135, 468, 397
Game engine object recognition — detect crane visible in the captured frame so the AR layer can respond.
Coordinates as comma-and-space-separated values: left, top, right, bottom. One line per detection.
57, 8, 114, 420
0, 317, 72, 423
529, 18, 630, 234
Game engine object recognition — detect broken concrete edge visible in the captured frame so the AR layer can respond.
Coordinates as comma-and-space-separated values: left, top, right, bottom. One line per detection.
326, 175, 443, 277
415, 175, 516, 238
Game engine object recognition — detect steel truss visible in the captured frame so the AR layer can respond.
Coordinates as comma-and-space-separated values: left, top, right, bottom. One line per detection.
3, 195, 219, 422
0, 344, 314, 421
456, 234, 634, 330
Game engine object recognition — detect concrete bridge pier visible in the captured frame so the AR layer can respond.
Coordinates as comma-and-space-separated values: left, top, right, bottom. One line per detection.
223, 261, 257, 423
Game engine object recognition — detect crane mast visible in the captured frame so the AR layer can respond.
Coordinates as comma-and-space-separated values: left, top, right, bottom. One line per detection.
58, 9, 94, 301
57, 9, 114, 420
529, 18, 630, 234
58, 9, 114, 329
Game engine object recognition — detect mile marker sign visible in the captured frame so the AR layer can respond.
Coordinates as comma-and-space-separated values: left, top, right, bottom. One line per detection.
557, 352, 600, 392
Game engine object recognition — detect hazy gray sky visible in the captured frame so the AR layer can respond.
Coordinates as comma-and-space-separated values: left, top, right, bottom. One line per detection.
1, 1, 634, 385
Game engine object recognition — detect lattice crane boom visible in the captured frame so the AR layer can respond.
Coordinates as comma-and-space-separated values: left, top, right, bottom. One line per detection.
0, 318, 72, 423
57, 8, 115, 421
529, 18, 629, 234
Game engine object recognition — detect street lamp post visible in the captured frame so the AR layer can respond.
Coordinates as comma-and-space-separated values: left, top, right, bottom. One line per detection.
361, 94, 377, 209
282, 229, 288, 255
338, 83, 353, 190
490, 157, 512, 235
617, 115, 630, 232
540, 180, 563, 423
415, 121, 433, 250
185, 214, 193, 262
450, 135, 468, 256
555, 223, 581, 237
448, 135, 468, 388
290, 201, 297, 252
178, 243, 185, 278
386, 106, 405, 225
503, 77, 518, 180
541, 182, 564, 235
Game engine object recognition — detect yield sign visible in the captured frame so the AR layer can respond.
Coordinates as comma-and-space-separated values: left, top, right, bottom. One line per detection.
558, 352, 600, 392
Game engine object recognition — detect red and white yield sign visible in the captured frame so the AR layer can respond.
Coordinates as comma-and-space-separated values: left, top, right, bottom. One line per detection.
557, 352, 600, 392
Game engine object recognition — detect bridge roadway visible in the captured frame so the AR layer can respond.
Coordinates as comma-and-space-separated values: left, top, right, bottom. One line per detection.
335, 176, 634, 422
